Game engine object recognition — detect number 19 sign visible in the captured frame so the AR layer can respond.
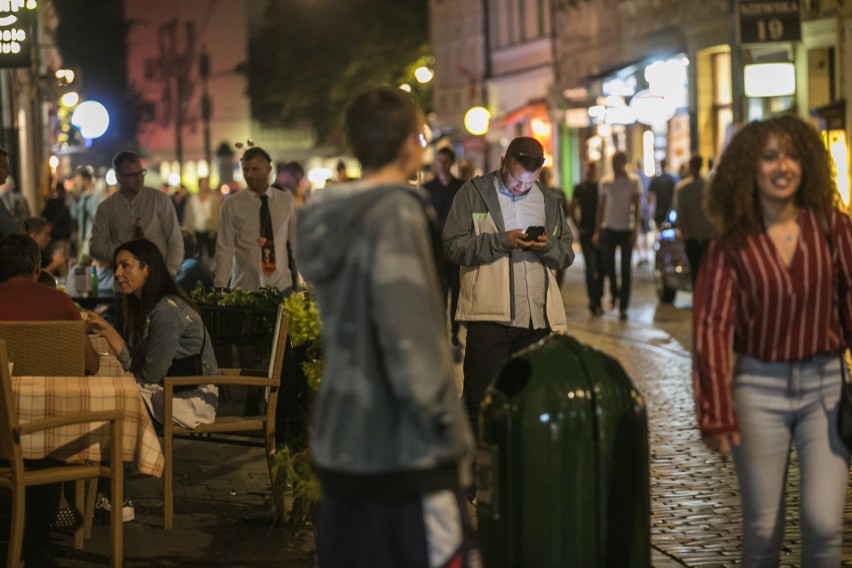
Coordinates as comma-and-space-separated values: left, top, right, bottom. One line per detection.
739, 0, 801, 44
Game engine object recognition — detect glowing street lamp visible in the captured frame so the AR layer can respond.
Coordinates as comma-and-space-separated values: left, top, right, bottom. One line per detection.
71, 100, 109, 139
464, 106, 490, 136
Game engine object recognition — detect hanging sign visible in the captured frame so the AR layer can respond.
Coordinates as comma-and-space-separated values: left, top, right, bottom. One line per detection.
0, 0, 34, 68
739, 0, 801, 44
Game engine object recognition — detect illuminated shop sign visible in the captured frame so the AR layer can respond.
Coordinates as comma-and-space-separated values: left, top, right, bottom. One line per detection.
0, 0, 35, 68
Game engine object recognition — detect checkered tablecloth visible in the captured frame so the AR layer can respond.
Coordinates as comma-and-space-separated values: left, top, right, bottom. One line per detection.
90, 335, 127, 377
12, 375, 165, 478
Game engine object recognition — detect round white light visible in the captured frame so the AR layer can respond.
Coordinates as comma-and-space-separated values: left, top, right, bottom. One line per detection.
105, 169, 117, 186
399, 83, 412, 92
464, 106, 490, 136
48, 155, 59, 169
414, 66, 434, 84
168, 173, 181, 187
71, 100, 110, 139
60, 91, 79, 107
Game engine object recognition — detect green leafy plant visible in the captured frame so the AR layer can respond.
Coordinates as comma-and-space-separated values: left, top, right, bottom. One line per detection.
282, 291, 323, 390
271, 445, 321, 529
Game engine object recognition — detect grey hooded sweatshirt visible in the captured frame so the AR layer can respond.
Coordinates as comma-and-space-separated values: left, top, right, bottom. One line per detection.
297, 181, 474, 500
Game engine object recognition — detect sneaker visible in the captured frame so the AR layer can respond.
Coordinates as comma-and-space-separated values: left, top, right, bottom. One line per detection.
95, 496, 135, 522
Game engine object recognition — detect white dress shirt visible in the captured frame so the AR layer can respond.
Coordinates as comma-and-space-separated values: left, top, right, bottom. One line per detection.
214, 187, 297, 292
90, 186, 184, 275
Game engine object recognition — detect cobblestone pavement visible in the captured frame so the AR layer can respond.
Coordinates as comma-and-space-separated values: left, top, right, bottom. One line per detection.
39, 257, 852, 567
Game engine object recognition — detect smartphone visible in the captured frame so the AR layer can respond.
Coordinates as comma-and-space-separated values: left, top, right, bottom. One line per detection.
525, 226, 545, 241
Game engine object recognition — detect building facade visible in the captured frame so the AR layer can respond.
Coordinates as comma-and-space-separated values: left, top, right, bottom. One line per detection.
552, 0, 851, 199
125, 0, 252, 189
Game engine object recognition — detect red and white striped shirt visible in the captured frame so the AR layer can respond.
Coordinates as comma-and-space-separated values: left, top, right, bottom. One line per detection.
693, 208, 852, 437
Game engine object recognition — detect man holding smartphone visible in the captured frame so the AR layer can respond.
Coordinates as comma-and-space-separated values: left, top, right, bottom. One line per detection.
443, 137, 574, 445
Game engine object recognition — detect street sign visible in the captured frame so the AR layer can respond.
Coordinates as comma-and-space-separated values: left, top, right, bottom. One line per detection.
739, 0, 801, 44
0, 1, 33, 68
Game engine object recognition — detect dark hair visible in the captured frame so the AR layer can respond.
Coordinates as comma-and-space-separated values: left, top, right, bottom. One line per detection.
505, 137, 545, 172
0, 147, 7, 157
279, 161, 304, 179
437, 146, 457, 163
707, 114, 839, 250
242, 147, 272, 164
113, 150, 140, 171
23, 216, 49, 235
113, 239, 197, 338
0, 234, 41, 282
688, 155, 703, 174
345, 86, 421, 171
181, 228, 198, 260
74, 165, 95, 180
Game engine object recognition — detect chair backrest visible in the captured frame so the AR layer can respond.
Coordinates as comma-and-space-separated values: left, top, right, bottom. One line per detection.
267, 304, 289, 383
0, 320, 86, 376
0, 340, 23, 467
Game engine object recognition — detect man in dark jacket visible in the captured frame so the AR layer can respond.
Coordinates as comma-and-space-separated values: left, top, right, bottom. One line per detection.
424, 146, 465, 357
298, 87, 477, 568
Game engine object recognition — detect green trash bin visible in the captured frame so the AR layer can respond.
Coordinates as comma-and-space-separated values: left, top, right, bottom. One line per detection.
476, 333, 650, 567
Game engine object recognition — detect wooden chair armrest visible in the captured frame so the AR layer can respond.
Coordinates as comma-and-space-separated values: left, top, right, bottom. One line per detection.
220, 367, 267, 377
162, 374, 274, 389
17, 410, 122, 436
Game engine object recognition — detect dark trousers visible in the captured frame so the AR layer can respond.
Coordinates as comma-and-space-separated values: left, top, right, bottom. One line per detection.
463, 322, 549, 438
444, 262, 461, 344
317, 489, 478, 568
601, 228, 634, 312
194, 231, 216, 260
685, 238, 709, 289
579, 233, 604, 311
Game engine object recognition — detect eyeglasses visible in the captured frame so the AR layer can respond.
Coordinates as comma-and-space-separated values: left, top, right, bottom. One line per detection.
118, 169, 147, 178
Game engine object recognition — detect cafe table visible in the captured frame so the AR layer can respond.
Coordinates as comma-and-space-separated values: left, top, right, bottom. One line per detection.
11, 350, 164, 477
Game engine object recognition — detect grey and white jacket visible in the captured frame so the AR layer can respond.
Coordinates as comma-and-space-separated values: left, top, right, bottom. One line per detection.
442, 172, 574, 330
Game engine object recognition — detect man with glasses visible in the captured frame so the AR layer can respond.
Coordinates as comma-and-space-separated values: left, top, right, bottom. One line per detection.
90, 150, 183, 275
443, 136, 574, 443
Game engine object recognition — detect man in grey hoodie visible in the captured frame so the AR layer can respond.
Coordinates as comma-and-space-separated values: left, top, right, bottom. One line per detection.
297, 87, 477, 567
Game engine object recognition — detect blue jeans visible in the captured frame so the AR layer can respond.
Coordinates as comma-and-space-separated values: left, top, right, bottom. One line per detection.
731, 353, 850, 567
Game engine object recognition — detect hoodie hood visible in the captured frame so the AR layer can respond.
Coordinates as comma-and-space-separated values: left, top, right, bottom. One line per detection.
298, 181, 422, 284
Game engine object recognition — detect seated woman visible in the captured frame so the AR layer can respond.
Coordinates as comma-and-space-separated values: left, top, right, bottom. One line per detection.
86, 238, 219, 429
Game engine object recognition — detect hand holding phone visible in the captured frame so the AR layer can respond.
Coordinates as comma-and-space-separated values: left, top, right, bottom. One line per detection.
525, 226, 545, 241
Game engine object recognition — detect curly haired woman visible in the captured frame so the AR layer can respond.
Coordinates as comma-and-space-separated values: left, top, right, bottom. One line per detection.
694, 114, 852, 566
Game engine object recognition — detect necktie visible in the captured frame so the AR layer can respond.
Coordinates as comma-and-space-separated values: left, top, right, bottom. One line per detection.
259, 194, 276, 276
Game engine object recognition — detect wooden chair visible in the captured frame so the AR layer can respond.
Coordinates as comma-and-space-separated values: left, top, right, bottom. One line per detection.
0, 320, 86, 376
0, 340, 124, 568
161, 305, 289, 529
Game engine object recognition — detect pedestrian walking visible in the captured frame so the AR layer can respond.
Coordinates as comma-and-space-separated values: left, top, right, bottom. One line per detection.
569, 160, 604, 315
424, 146, 465, 358
693, 115, 852, 566
298, 86, 477, 568
593, 151, 643, 319
671, 155, 714, 287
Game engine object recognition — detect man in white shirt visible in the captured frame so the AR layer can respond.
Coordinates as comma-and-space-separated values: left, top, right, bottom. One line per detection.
214, 147, 298, 292
593, 151, 643, 320
90, 151, 184, 275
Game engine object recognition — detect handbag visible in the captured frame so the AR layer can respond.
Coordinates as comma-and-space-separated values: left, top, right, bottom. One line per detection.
820, 212, 852, 452
837, 355, 852, 452
165, 326, 206, 393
